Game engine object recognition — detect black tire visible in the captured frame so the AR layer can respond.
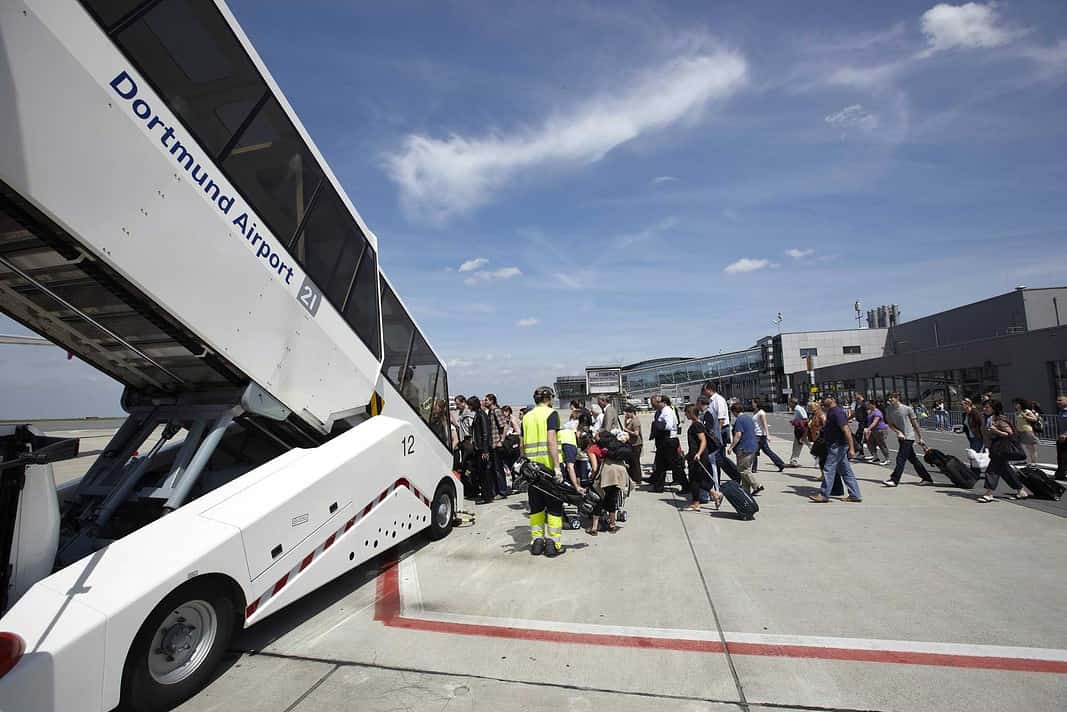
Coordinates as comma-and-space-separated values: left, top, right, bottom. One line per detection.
122, 577, 238, 712
427, 482, 455, 540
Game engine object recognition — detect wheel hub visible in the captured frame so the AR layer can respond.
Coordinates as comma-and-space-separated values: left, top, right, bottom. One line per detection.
435, 492, 452, 528
148, 599, 218, 685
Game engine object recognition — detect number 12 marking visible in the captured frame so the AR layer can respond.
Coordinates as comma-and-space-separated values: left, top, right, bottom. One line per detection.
401, 434, 415, 456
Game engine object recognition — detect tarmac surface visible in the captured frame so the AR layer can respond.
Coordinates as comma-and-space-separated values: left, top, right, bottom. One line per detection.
134, 420, 1063, 712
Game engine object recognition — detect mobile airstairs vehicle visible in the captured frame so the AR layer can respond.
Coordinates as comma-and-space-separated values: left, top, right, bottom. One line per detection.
0, 1, 462, 709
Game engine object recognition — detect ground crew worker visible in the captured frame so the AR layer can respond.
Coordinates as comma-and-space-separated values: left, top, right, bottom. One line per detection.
521, 386, 575, 557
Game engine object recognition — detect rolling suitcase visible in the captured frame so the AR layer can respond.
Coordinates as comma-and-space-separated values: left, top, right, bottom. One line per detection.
720, 479, 759, 521
1016, 465, 1066, 501
943, 457, 980, 489
923, 447, 979, 489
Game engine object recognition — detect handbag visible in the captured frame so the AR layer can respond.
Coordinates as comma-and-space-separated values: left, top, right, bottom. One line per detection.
810, 439, 827, 459
990, 435, 1026, 462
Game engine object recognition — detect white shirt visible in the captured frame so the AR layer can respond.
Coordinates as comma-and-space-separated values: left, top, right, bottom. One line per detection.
658, 405, 679, 438
708, 393, 729, 428
794, 404, 808, 421
753, 409, 766, 437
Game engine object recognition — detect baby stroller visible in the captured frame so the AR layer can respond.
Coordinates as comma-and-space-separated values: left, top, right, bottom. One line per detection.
588, 432, 634, 530
513, 457, 602, 531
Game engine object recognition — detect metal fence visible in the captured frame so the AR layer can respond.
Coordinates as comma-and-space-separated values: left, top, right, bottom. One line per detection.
915, 411, 1061, 443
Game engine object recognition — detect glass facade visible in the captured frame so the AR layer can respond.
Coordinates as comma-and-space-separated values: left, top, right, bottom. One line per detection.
816, 367, 1004, 411
621, 349, 764, 399
1051, 361, 1067, 397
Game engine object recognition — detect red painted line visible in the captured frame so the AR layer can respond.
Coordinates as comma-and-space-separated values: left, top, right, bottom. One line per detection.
372, 561, 1067, 674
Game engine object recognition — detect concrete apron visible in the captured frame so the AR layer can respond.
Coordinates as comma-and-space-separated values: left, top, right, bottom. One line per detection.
182, 434, 1067, 712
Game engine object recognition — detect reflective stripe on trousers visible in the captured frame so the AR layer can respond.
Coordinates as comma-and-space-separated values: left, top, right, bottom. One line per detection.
530, 510, 546, 541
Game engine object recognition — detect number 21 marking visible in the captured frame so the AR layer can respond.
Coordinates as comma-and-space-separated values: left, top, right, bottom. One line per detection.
299, 285, 318, 310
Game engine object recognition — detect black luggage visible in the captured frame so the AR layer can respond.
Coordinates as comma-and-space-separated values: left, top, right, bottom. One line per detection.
720, 479, 759, 521
1016, 465, 1066, 501
922, 447, 979, 489
943, 457, 980, 489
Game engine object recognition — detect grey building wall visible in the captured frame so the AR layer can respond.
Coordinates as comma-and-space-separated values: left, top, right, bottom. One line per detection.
800, 325, 1067, 409
886, 291, 1027, 355
778, 328, 887, 374
1023, 288, 1067, 330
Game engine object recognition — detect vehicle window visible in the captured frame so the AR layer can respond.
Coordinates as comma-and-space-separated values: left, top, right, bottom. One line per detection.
223, 98, 323, 244
343, 244, 381, 359
403, 330, 440, 423
113, 0, 266, 157
430, 362, 450, 447
380, 283, 415, 390
291, 187, 360, 310
81, 0, 144, 27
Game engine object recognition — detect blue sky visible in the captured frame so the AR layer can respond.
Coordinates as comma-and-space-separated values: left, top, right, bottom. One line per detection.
4, 0, 1067, 415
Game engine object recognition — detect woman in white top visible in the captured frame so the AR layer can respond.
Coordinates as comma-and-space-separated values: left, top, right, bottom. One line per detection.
750, 398, 786, 473
590, 404, 604, 433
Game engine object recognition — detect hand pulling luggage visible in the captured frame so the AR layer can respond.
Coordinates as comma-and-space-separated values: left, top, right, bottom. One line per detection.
1016, 465, 1066, 501
720, 479, 759, 521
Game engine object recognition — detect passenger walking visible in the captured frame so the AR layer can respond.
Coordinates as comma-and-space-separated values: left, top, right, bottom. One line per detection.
727, 402, 764, 496
864, 400, 891, 465
933, 399, 949, 431
585, 434, 630, 535
1013, 398, 1040, 465
521, 386, 571, 556
453, 395, 474, 486
881, 393, 934, 487
1055, 395, 1067, 482
485, 393, 511, 498
684, 405, 723, 509
850, 394, 870, 460
788, 398, 808, 466
809, 396, 862, 503
558, 408, 580, 496
976, 400, 1032, 503
750, 398, 786, 473
703, 382, 741, 481
467, 396, 495, 504
962, 398, 985, 452
622, 404, 644, 484
597, 395, 621, 434
807, 402, 827, 472
649, 395, 688, 492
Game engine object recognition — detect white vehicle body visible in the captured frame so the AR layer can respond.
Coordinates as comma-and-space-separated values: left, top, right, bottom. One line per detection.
0, 1, 461, 710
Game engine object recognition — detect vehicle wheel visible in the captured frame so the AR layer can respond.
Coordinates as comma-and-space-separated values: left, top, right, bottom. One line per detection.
568, 516, 583, 530
122, 578, 238, 712
427, 482, 455, 540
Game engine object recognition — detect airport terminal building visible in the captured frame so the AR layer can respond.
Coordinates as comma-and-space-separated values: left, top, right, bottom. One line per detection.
557, 287, 1067, 412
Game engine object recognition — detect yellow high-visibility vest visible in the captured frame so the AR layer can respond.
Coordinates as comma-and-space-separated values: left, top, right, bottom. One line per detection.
557, 427, 577, 448
522, 404, 555, 468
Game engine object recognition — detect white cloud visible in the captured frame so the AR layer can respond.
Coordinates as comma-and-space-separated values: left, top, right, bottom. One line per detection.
613, 216, 679, 248
919, 3, 1022, 56
448, 359, 475, 369
385, 50, 748, 223
723, 257, 770, 274
462, 266, 523, 286
824, 104, 879, 134
651, 175, 679, 185
516, 318, 539, 328
785, 248, 814, 259
1021, 39, 1067, 78
458, 257, 488, 272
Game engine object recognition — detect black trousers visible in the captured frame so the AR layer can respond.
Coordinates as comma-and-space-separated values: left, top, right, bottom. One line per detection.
753, 435, 785, 472
890, 439, 932, 483
528, 484, 564, 516
652, 437, 688, 490
491, 449, 510, 495
1057, 440, 1067, 480
472, 451, 495, 500
854, 424, 867, 455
